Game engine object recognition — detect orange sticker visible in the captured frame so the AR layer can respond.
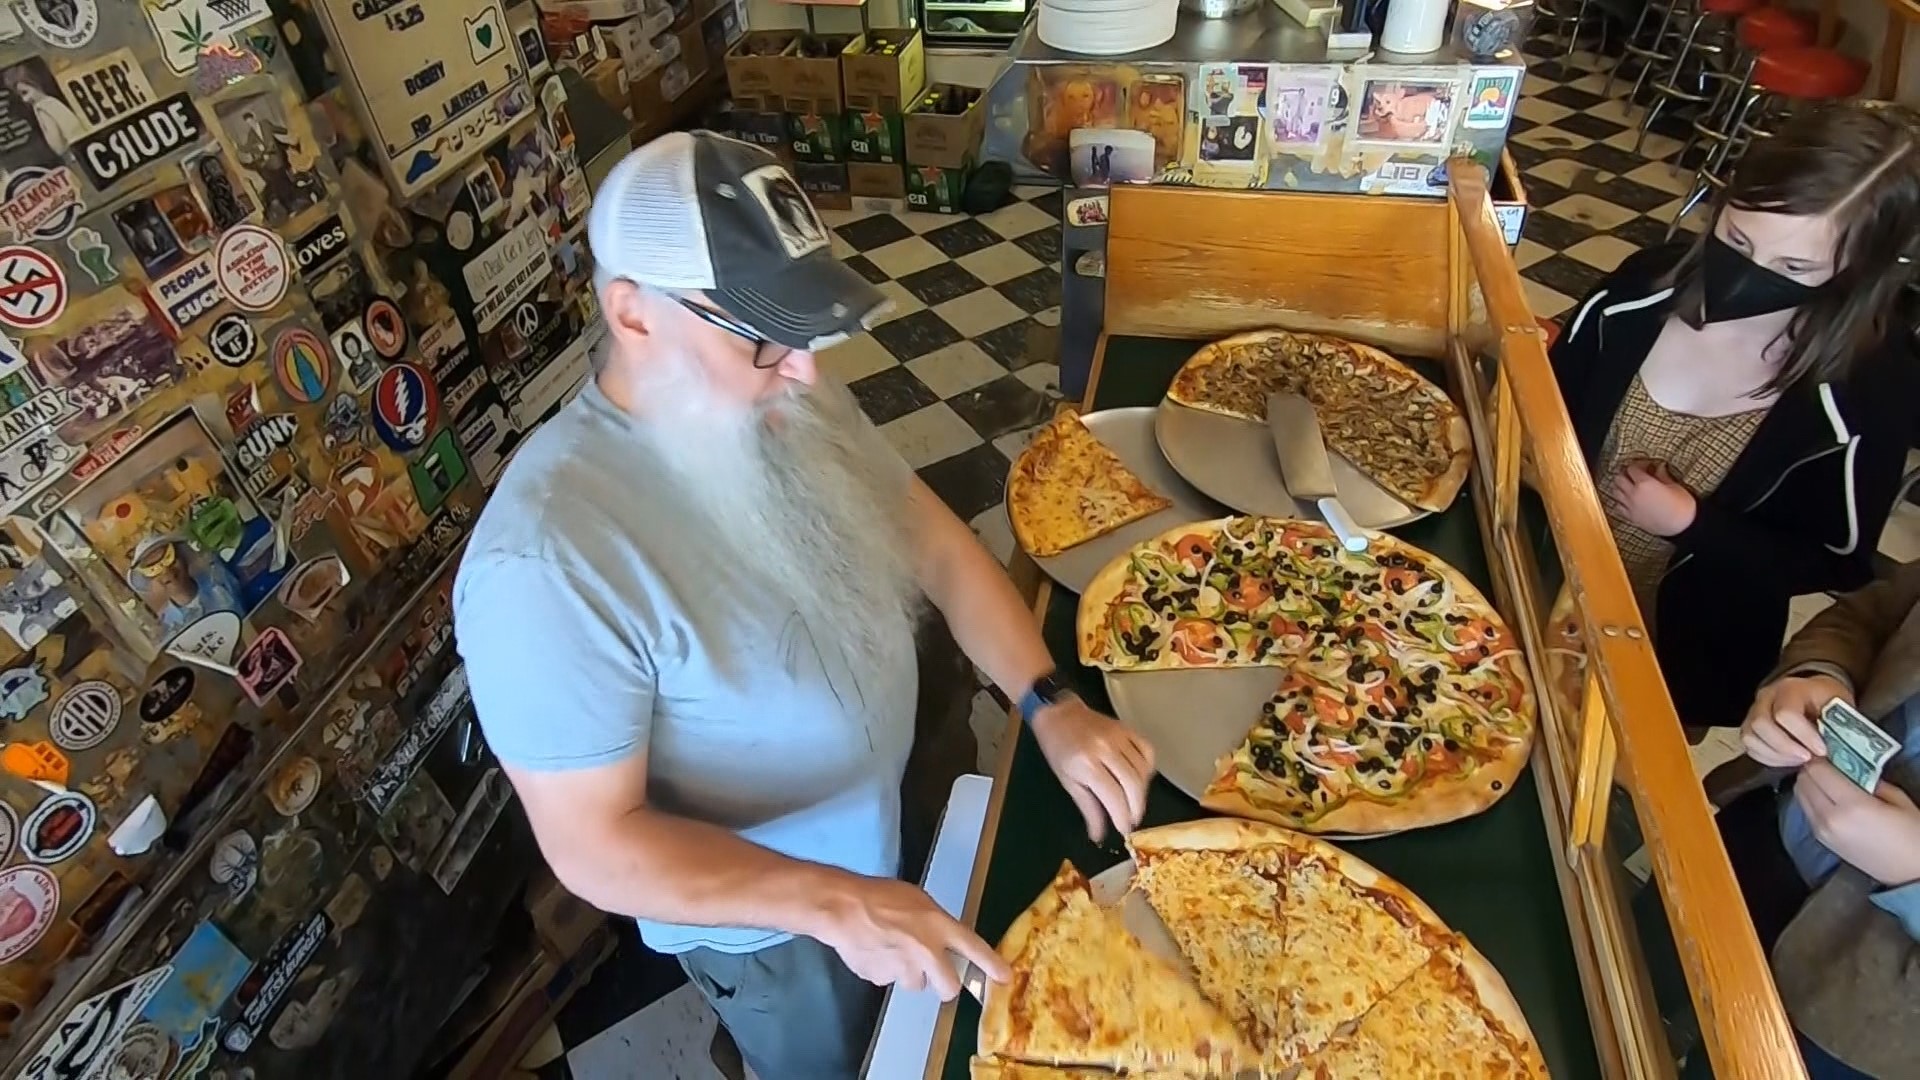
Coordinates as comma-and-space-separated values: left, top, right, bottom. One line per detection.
2, 742, 69, 787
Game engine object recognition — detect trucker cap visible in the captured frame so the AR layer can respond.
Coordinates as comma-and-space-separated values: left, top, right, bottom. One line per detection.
587, 131, 888, 351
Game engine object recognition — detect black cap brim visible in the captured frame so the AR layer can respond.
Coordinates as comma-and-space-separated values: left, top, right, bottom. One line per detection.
709, 249, 889, 351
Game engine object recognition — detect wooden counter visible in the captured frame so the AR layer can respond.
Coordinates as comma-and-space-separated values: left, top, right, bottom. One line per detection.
921, 171, 1804, 1080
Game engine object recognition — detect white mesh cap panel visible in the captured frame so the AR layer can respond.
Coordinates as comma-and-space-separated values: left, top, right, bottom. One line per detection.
586, 132, 718, 291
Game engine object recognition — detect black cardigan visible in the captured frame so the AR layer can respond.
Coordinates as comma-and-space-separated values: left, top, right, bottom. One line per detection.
1549, 245, 1918, 730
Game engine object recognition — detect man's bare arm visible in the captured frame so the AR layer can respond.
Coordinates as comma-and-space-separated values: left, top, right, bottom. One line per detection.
503, 751, 1007, 995
906, 476, 1052, 699
507, 752, 850, 931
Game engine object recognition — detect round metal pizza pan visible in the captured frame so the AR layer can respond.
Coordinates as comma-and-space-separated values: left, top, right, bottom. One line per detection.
1153, 400, 1427, 529
1014, 407, 1229, 595
1104, 668, 1396, 842
1087, 859, 1188, 971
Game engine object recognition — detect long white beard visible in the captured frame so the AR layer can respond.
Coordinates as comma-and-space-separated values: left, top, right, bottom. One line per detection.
637, 363, 924, 673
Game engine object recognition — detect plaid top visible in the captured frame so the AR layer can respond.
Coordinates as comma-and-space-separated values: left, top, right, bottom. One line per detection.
1597, 373, 1770, 619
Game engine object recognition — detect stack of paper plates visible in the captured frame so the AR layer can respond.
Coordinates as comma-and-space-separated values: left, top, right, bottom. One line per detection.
1037, 0, 1178, 55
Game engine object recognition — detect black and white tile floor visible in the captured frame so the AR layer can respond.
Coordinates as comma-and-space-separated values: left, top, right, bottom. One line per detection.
518, 33, 1920, 1080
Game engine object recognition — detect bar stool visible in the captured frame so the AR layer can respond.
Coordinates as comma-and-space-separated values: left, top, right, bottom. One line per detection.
1535, 0, 1612, 60
1607, 0, 1689, 99
1671, 45, 1869, 235
1674, 7, 1817, 164
1635, 0, 1765, 152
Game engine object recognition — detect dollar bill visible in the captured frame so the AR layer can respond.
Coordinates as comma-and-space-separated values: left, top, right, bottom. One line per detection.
1819, 697, 1899, 791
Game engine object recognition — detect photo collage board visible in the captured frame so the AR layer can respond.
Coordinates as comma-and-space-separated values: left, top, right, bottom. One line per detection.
0, 0, 599, 1074
997, 57, 1525, 197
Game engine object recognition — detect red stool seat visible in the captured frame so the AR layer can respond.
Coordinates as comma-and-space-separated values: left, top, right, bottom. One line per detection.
1754, 46, 1869, 98
1702, 0, 1763, 16
1739, 7, 1816, 50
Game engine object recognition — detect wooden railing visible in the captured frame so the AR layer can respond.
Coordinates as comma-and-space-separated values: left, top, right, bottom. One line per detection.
1445, 164, 1805, 1080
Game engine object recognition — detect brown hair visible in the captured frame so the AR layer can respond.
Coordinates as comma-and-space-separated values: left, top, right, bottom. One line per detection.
1667, 101, 1920, 394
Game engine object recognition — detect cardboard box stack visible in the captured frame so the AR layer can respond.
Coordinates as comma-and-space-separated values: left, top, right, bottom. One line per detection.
842, 29, 926, 212
904, 83, 984, 214
724, 31, 795, 157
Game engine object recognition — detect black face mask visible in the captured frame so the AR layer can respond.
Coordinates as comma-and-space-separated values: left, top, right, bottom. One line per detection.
1697, 234, 1824, 324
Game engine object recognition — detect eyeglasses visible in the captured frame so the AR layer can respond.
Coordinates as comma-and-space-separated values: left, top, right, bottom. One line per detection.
672, 296, 791, 369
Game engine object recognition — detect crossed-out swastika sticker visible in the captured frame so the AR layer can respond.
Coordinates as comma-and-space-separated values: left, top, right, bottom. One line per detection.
0, 247, 67, 331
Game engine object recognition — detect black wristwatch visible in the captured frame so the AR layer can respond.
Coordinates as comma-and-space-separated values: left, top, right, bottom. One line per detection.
1018, 670, 1076, 719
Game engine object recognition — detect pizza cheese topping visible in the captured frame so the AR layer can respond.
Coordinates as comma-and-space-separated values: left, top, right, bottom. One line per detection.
1081, 517, 1534, 833
1167, 329, 1473, 512
1007, 413, 1173, 558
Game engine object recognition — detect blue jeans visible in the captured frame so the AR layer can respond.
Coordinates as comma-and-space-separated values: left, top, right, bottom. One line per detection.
1800, 1033, 1871, 1080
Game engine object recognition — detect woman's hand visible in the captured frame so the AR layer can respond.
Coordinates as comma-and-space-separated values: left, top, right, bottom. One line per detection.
1795, 760, 1920, 887
1611, 462, 1697, 537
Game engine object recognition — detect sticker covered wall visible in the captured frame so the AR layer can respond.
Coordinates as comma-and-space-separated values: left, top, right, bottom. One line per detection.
0, 1, 596, 1071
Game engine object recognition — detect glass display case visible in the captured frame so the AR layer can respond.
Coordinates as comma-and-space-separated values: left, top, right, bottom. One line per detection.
919, 0, 1032, 47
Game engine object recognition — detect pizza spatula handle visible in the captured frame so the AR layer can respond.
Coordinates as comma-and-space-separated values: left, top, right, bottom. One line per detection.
1318, 497, 1369, 553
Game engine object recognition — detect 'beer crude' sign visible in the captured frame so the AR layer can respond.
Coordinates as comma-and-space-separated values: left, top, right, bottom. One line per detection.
71, 94, 203, 190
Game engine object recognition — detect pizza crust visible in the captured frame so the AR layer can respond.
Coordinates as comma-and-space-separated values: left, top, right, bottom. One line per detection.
1075, 516, 1241, 670
1201, 731, 1533, 835
1458, 943, 1552, 1078
1127, 815, 1297, 856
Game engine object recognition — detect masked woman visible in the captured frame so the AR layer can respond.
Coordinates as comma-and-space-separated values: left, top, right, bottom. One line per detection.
1550, 101, 1920, 733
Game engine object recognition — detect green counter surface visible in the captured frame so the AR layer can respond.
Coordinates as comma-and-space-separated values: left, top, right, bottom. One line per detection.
937, 337, 1601, 1079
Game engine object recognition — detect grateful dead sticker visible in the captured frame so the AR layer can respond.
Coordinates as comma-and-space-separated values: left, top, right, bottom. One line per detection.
371, 363, 439, 451
236, 625, 300, 705
0, 864, 60, 962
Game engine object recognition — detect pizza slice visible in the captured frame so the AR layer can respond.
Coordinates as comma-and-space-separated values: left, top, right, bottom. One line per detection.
1202, 650, 1431, 832
979, 861, 1256, 1075
1127, 820, 1297, 1067
1008, 413, 1173, 558
1274, 843, 1454, 1060
1295, 948, 1550, 1079
1166, 334, 1302, 421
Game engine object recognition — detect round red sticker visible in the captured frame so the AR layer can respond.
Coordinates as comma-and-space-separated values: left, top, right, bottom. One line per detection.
0, 864, 59, 963
0, 246, 67, 330
214, 224, 291, 313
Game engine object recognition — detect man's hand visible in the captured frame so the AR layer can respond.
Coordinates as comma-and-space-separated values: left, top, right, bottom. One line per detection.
814, 877, 1010, 999
1742, 674, 1849, 766
1610, 462, 1697, 537
1795, 760, 1920, 887
1032, 698, 1155, 843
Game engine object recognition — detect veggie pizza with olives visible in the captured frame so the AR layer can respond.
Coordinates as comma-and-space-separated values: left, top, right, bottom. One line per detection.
1078, 517, 1534, 833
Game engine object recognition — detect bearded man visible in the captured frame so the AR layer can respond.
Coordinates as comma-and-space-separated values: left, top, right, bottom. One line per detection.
454, 132, 1156, 1078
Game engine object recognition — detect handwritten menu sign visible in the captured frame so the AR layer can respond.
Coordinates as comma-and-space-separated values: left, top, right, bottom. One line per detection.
309, 0, 530, 200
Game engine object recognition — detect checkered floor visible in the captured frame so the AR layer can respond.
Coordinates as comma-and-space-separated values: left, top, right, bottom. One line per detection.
515, 32, 1806, 1080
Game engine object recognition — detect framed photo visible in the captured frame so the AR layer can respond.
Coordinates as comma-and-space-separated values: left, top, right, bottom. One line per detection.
1353, 74, 1462, 149
1069, 128, 1157, 186
1268, 66, 1337, 148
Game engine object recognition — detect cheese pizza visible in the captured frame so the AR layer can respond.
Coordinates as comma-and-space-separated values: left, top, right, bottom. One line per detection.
970, 821, 1549, 1079
1008, 412, 1173, 558
1167, 329, 1472, 513
976, 861, 1255, 1075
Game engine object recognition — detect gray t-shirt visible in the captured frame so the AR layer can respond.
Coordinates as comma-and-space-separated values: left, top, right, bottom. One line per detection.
453, 381, 917, 954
